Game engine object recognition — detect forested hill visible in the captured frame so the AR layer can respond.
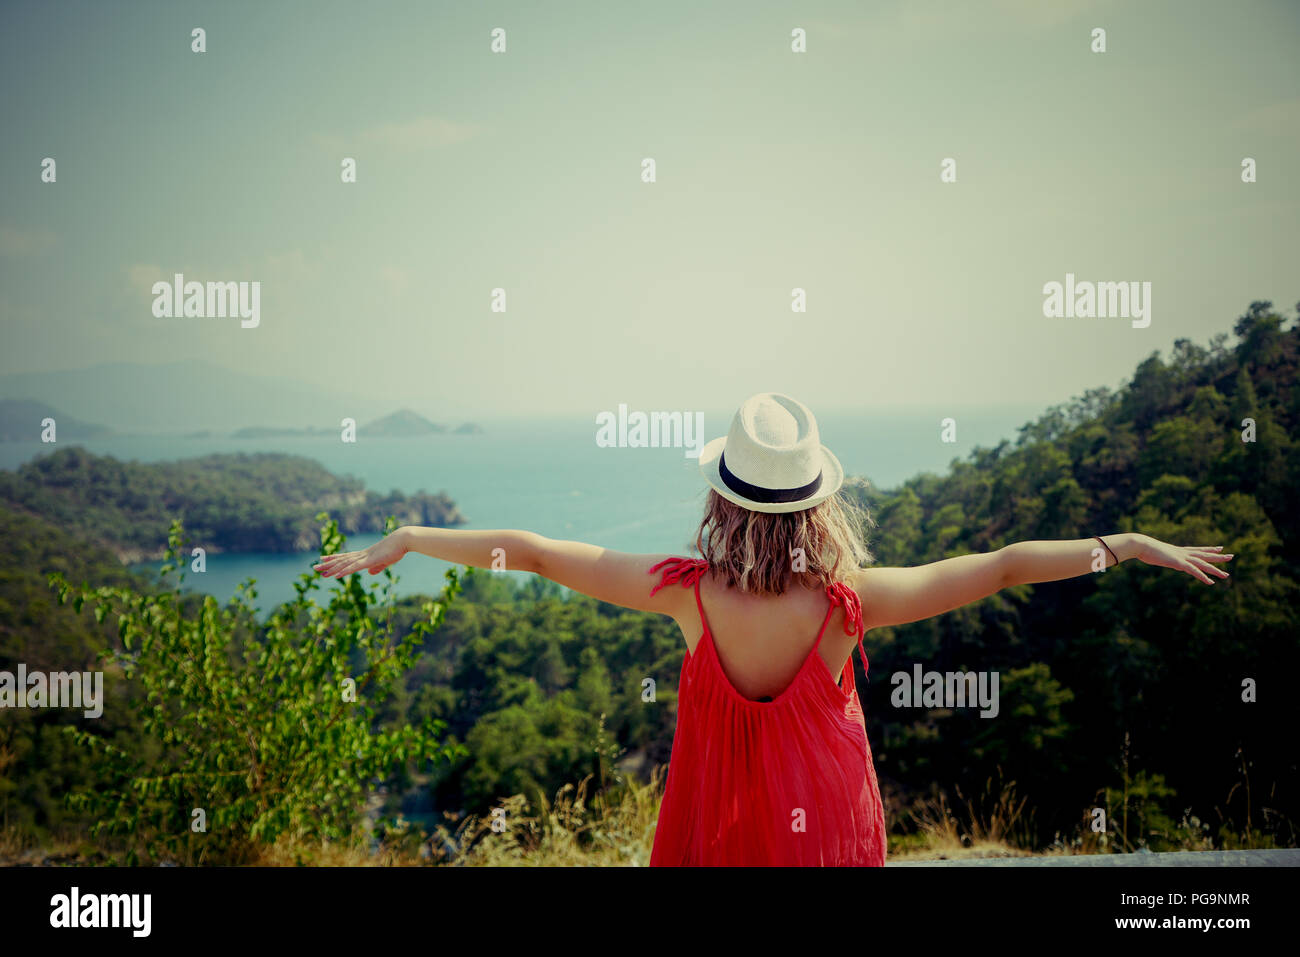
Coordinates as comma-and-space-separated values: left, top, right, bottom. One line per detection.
843, 300, 1298, 845
858, 300, 1298, 570
0, 448, 466, 562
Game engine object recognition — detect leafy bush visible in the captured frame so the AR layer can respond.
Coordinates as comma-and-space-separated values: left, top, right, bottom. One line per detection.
48, 512, 465, 864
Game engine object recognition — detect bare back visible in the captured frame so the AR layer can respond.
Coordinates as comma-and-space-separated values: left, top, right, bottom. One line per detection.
677, 569, 859, 701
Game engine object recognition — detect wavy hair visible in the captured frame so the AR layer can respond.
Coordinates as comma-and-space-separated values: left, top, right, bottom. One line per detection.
693, 483, 875, 595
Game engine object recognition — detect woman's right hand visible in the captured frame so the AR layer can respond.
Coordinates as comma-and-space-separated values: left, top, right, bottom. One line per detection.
313, 529, 411, 578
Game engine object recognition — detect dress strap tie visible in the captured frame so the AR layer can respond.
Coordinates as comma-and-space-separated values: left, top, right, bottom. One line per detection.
826, 580, 869, 677
649, 556, 709, 595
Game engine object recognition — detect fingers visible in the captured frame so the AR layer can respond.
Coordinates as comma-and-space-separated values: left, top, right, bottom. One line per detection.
314, 542, 406, 579
313, 550, 363, 576
314, 548, 399, 578
1184, 546, 1233, 567
1188, 555, 1230, 579
314, 552, 368, 578
1182, 556, 1232, 584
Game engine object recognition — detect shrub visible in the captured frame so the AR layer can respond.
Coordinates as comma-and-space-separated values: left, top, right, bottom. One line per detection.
48, 513, 464, 864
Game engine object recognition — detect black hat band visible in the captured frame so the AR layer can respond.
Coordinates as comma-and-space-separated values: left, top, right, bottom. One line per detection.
718, 450, 823, 504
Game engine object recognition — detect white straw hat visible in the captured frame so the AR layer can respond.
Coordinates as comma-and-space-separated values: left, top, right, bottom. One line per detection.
698, 393, 844, 514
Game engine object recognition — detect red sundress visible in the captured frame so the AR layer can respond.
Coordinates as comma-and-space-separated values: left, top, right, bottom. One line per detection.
646, 557, 888, 866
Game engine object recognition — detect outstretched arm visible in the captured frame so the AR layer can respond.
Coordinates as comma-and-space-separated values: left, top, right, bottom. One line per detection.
853, 533, 1232, 631
313, 525, 691, 619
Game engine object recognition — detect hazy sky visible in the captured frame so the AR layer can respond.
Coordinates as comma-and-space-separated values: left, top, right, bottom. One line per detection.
2, 0, 1296, 422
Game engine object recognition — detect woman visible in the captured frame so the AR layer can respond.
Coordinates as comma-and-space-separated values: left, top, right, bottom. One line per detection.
314, 392, 1232, 866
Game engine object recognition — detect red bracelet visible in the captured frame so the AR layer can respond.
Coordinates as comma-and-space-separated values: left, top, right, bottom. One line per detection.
1095, 536, 1120, 566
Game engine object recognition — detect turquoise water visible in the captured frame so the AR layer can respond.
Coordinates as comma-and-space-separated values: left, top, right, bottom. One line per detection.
1, 406, 1041, 615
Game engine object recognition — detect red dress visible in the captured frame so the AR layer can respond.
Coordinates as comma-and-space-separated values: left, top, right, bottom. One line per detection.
647, 557, 887, 866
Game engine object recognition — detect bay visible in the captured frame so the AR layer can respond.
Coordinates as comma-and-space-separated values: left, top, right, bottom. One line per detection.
0, 405, 1041, 616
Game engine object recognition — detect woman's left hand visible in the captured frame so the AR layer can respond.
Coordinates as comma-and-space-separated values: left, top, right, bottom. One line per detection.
1136, 539, 1233, 584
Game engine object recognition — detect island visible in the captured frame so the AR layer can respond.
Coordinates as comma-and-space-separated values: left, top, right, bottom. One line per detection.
224, 410, 485, 439
0, 446, 466, 563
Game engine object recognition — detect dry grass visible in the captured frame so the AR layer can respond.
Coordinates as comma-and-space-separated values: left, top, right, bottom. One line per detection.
889, 776, 1075, 862
7, 770, 1259, 866
429, 768, 665, 867
0, 827, 112, 866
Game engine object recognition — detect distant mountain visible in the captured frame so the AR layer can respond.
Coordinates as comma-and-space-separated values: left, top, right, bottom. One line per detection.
355, 410, 485, 437
0, 359, 393, 435
229, 417, 486, 438
0, 398, 114, 442
230, 413, 485, 438
231, 425, 335, 439
0, 360, 491, 438
362, 409, 446, 437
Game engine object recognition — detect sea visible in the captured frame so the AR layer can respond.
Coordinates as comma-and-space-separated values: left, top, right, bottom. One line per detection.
0, 406, 1041, 617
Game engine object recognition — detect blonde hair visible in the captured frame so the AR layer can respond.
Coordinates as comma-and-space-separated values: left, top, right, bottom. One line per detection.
693, 485, 876, 595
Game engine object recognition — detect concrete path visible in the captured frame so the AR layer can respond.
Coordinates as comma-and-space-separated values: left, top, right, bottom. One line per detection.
890, 849, 1300, 866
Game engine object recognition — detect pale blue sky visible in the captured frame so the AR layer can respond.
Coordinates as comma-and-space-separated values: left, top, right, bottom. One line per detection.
2, 0, 1297, 422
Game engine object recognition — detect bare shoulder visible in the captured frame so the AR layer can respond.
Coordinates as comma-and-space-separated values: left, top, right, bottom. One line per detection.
847, 564, 906, 631
846, 566, 878, 598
